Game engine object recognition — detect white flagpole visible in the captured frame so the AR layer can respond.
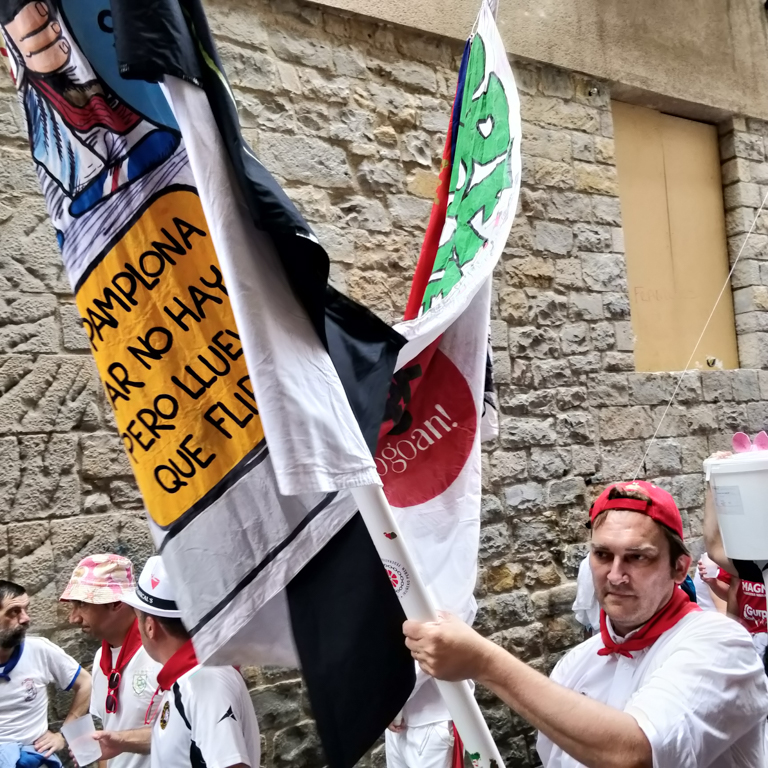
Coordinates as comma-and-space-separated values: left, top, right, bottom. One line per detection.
352, 485, 506, 768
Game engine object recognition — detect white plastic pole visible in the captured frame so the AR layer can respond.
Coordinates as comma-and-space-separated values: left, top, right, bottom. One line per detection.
351, 485, 505, 768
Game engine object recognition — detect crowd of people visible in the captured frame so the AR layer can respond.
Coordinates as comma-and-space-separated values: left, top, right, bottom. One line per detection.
1, 470, 767, 768
0, 555, 259, 768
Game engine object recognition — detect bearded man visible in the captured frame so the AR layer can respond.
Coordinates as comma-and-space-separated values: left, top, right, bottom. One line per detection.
0, 580, 91, 763
404, 481, 768, 768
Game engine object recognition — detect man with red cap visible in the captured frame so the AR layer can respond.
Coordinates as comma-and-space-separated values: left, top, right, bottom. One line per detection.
60, 554, 161, 768
404, 480, 768, 767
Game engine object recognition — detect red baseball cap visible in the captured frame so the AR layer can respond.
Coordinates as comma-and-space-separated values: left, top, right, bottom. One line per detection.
589, 480, 684, 538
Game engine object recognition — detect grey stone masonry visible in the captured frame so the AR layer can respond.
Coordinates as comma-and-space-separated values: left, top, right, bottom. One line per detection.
2, 0, 768, 766
720, 116, 768, 367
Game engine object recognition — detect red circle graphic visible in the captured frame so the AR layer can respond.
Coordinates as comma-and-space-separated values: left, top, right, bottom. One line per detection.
376, 349, 476, 507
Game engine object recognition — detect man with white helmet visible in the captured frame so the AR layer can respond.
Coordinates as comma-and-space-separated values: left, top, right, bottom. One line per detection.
60, 554, 161, 768
106, 556, 260, 768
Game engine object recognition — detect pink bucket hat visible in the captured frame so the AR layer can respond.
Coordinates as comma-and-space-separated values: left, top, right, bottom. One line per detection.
60, 554, 135, 605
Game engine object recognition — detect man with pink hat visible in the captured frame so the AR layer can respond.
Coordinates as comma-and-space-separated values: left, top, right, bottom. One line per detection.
404, 480, 768, 768
61, 554, 160, 768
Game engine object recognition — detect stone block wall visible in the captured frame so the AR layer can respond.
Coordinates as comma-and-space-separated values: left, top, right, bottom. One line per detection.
721, 116, 768, 367
1, 0, 767, 765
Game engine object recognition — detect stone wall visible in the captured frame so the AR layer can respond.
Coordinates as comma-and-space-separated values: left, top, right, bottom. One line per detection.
721, 116, 768, 368
311, 0, 768, 123
1, 0, 767, 766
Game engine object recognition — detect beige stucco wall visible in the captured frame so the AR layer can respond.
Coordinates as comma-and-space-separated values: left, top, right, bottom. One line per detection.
316, 0, 768, 120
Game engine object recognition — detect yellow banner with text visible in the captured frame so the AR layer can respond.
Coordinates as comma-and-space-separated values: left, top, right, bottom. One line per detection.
76, 189, 264, 527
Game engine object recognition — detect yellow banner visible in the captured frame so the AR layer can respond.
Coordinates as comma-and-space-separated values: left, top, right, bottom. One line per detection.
76, 189, 264, 527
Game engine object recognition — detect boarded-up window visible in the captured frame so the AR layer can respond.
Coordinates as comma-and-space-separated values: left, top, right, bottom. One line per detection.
612, 101, 739, 372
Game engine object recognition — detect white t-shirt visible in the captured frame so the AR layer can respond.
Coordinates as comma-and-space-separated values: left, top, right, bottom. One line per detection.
572, 556, 600, 631
401, 674, 449, 729
537, 611, 768, 768
91, 645, 161, 768
151, 665, 260, 768
400, 669, 476, 729
0, 636, 81, 745
692, 568, 719, 613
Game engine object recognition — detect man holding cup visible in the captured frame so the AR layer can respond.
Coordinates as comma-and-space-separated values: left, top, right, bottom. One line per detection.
61, 554, 161, 767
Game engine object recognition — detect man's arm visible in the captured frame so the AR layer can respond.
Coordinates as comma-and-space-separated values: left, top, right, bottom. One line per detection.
704, 577, 731, 602
480, 641, 651, 768
189, 671, 258, 768
404, 614, 651, 768
64, 668, 92, 722
703, 471, 738, 576
34, 668, 92, 757
707, 583, 728, 612
94, 728, 152, 758
697, 555, 730, 607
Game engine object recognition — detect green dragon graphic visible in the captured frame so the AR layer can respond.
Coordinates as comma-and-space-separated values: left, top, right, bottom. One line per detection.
420, 32, 515, 314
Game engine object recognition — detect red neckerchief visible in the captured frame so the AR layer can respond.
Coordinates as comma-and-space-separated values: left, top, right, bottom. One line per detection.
157, 639, 199, 692
100, 619, 143, 710
145, 640, 199, 726
598, 586, 701, 658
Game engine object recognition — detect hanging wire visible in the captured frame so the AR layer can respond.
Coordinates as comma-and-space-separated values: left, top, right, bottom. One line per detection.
633, 187, 768, 481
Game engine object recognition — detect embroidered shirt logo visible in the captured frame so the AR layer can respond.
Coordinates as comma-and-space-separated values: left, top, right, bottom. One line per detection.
132, 671, 149, 695
23, 678, 36, 702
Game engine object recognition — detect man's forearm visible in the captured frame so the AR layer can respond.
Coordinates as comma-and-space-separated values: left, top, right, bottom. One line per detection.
64, 674, 91, 722
707, 578, 730, 602
478, 644, 651, 768
703, 486, 737, 576
109, 728, 152, 755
